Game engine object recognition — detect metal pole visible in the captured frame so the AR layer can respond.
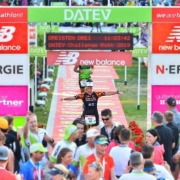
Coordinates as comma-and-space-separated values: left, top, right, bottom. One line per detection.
137, 57, 141, 110
35, 57, 37, 102
124, 66, 127, 85
43, 33, 46, 79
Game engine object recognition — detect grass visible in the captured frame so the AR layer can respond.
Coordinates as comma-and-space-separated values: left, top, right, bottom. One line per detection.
114, 58, 148, 132
34, 66, 58, 125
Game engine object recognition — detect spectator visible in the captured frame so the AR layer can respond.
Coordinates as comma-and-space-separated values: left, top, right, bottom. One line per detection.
83, 135, 116, 180
0, 146, 16, 180
110, 128, 134, 178
71, 0, 77, 5
0, 130, 14, 173
49, 125, 78, 169
141, 144, 174, 180
146, 129, 164, 165
174, 0, 180, 5
87, 161, 103, 180
72, 118, 88, 147
119, 152, 156, 180
143, 160, 159, 178
106, 125, 135, 154
117, 0, 125, 5
73, 128, 100, 180
151, 111, 175, 168
100, 109, 116, 143
141, 0, 150, 5
126, 0, 135, 6
20, 143, 47, 180
156, 0, 165, 6
135, 0, 141, 5
92, 0, 101, 5
165, 97, 180, 132
4, 115, 16, 137
0, 117, 21, 173
140, 27, 148, 47
0, 0, 9, 5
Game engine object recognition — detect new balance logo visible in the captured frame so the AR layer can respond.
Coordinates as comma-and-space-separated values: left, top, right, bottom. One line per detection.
54, 52, 79, 65
166, 26, 180, 43
0, 26, 16, 42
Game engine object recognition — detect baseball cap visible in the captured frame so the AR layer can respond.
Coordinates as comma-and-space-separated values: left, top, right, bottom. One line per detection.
86, 79, 93, 87
63, 125, 78, 140
165, 97, 176, 106
30, 143, 48, 153
0, 146, 8, 161
48, 164, 69, 176
94, 136, 108, 145
86, 128, 100, 138
0, 118, 8, 130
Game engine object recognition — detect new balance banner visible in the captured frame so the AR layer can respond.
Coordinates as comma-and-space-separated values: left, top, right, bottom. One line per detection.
0, 23, 28, 54
152, 23, 180, 53
47, 51, 132, 66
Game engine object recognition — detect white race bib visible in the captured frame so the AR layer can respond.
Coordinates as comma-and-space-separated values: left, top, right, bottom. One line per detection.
80, 80, 87, 87
85, 115, 96, 125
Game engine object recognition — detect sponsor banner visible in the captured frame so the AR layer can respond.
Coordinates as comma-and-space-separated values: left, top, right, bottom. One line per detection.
37, 25, 59, 33
51, 2, 66, 6
29, 26, 36, 46
28, 7, 151, 22
151, 54, 180, 85
0, 86, 28, 116
117, 27, 140, 36
0, 23, 28, 54
152, 23, 180, 53
29, 46, 46, 57
152, 8, 180, 23
127, 48, 148, 57
0, 8, 27, 23
47, 51, 132, 66
0, 54, 29, 85
151, 85, 180, 113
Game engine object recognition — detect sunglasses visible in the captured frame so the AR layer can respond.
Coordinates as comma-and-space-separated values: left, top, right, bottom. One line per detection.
89, 162, 102, 171
101, 117, 110, 121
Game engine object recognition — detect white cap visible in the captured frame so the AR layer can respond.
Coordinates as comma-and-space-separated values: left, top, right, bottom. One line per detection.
86, 128, 100, 138
86, 81, 93, 87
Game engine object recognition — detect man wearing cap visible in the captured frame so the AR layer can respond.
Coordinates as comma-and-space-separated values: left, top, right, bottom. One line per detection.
0, 146, 16, 180
166, 97, 180, 131
83, 135, 117, 180
19, 143, 48, 180
73, 128, 100, 180
49, 125, 78, 169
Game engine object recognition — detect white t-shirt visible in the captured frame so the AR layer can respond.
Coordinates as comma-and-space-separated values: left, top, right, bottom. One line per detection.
154, 164, 174, 180
110, 145, 132, 176
74, 143, 95, 180
50, 139, 77, 163
119, 171, 156, 180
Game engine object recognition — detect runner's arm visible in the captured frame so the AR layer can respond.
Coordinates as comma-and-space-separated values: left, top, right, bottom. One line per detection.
105, 91, 123, 96
60, 93, 84, 101
23, 112, 32, 139
74, 65, 80, 73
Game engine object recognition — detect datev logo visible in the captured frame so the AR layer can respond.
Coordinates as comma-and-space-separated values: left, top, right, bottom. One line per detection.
0, 96, 24, 107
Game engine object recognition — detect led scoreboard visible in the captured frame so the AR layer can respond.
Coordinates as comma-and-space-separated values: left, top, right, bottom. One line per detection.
46, 33, 133, 50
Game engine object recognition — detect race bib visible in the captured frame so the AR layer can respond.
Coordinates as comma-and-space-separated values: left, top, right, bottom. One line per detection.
80, 80, 87, 87
85, 115, 96, 125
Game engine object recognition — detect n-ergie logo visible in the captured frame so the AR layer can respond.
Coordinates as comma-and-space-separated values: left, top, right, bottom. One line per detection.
156, 65, 180, 74
0, 96, 24, 107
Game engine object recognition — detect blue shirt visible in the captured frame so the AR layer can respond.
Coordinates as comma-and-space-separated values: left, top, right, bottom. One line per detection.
19, 160, 44, 180
67, 164, 77, 175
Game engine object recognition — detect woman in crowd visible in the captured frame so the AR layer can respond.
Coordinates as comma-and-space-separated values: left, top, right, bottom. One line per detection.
87, 161, 103, 180
106, 125, 135, 153
57, 148, 77, 179
60, 79, 123, 126
146, 129, 164, 165
72, 118, 88, 147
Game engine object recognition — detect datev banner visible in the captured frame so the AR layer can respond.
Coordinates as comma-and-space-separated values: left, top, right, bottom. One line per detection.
151, 85, 180, 114
47, 51, 132, 66
0, 86, 28, 116
0, 54, 29, 85
151, 54, 180, 85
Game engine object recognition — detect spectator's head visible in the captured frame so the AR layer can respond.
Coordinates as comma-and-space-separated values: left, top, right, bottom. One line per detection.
166, 97, 176, 109
151, 111, 163, 127
85, 79, 93, 93
130, 152, 144, 169
0, 146, 9, 167
63, 125, 78, 142
144, 160, 157, 177
94, 135, 108, 155
72, 118, 88, 138
119, 128, 131, 143
28, 113, 38, 132
141, 144, 154, 160
113, 125, 125, 143
30, 143, 47, 161
86, 128, 100, 147
146, 129, 160, 145
57, 148, 73, 165
88, 161, 103, 180
0, 118, 8, 134
164, 111, 174, 124
0, 131, 6, 145
101, 109, 113, 127
158, 0, 162, 4
4, 115, 14, 130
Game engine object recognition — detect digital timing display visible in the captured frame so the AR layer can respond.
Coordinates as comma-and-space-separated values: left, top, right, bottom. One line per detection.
46, 33, 133, 50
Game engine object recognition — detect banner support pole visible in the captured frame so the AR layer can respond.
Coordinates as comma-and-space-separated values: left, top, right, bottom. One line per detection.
137, 57, 141, 110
